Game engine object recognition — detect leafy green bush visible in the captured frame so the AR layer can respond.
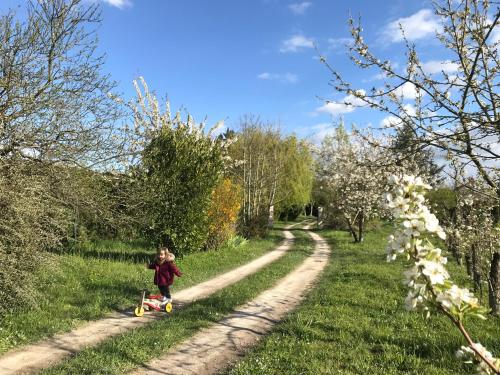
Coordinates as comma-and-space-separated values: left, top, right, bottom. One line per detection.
140, 125, 225, 256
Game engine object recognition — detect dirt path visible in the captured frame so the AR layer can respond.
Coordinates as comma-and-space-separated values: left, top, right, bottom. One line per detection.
0, 223, 305, 375
130, 227, 330, 375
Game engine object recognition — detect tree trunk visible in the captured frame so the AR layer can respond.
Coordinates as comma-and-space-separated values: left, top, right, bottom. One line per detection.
357, 210, 364, 242
447, 236, 462, 265
465, 253, 472, 277
345, 215, 359, 242
493, 188, 500, 225
471, 244, 481, 295
489, 252, 500, 315
268, 204, 274, 228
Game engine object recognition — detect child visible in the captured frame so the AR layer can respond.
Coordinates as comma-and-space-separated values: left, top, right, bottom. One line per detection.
146, 246, 182, 303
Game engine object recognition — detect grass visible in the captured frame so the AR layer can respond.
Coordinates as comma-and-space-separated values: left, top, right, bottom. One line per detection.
0, 229, 286, 354
225, 226, 500, 375
40, 228, 314, 374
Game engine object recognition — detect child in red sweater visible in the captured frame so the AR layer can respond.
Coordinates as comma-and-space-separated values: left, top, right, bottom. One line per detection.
146, 246, 182, 303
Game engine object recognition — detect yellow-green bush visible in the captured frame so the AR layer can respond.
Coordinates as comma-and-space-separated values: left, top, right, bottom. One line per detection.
205, 179, 242, 250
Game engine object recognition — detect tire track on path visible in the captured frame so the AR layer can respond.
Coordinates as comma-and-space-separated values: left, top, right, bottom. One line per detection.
130, 226, 330, 375
0, 223, 306, 375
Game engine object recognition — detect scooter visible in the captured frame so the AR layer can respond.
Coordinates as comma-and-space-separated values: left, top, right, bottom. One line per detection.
134, 289, 173, 316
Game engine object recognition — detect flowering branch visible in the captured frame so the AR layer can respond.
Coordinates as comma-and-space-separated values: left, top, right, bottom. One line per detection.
385, 175, 500, 375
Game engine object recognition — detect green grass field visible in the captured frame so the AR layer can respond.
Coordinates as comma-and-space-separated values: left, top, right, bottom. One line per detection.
40, 228, 314, 374
2, 221, 498, 374
226, 226, 500, 375
0, 230, 284, 354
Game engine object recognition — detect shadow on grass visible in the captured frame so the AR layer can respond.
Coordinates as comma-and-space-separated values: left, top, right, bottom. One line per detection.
49, 247, 153, 264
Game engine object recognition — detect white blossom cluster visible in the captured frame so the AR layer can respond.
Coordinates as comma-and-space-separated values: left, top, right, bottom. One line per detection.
385, 174, 499, 374
111, 77, 232, 169
457, 343, 500, 375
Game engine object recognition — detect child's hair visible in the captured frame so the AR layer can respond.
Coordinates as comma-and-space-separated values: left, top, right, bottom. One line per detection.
156, 246, 175, 263
157, 246, 169, 254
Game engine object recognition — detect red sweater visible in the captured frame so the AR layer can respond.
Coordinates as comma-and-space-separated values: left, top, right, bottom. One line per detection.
148, 261, 182, 286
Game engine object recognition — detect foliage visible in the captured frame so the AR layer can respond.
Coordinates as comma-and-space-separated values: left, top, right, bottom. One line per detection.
229, 117, 313, 237
140, 124, 225, 256
205, 179, 242, 250
427, 187, 457, 225
0, 161, 68, 315
385, 175, 499, 374
278, 204, 303, 221
275, 136, 314, 219
0, 0, 126, 315
445, 177, 500, 315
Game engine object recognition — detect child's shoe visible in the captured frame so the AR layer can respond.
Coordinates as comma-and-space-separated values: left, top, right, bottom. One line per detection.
161, 297, 172, 305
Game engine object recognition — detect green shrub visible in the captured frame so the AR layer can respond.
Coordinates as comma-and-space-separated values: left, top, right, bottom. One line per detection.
140, 125, 225, 256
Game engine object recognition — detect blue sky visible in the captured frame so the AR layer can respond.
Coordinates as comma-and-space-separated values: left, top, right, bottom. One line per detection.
1, 0, 457, 143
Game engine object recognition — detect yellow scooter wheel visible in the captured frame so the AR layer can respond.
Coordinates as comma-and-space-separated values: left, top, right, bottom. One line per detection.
134, 306, 145, 317
165, 303, 173, 313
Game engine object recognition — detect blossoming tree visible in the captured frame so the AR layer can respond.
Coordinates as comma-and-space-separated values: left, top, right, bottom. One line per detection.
385, 174, 500, 374
322, 0, 500, 221
316, 123, 390, 242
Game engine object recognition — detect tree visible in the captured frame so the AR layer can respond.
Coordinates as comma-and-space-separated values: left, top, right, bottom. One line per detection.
316, 122, 389, 242
0, 0, 122, 314
0, 0, 122, 167
128, 78, 227, 256
391, 123, 444, 184
229, 116, 284, 237
229, 117, 313, 236
276, 136, 314, 221
323, 0, 499, 219
205, 178, 242, 250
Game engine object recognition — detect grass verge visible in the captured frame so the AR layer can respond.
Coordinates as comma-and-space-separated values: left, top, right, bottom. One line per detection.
226, 227, 500, 375
40, 228, 314, 374
0, 229, 285, 354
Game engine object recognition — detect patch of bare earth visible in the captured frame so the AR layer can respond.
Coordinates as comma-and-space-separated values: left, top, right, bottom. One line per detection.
0, 225, 301, 375
130, 227, 330, 375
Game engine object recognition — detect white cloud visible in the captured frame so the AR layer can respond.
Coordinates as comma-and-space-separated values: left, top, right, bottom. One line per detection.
365, 72, 388, 82
280, 35, 315, 53
421, 60, 459, 74
393, 82, 424, 100
380, 104, 416, 128
315, 90, 366, 115
380, 115, 402, 129
258, 72, 298, 83
384, 9, 442, 43
289, 2, 312, 15
100, 0, 131, 9
296, 122, 335, 145
327, 37, 352, 53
